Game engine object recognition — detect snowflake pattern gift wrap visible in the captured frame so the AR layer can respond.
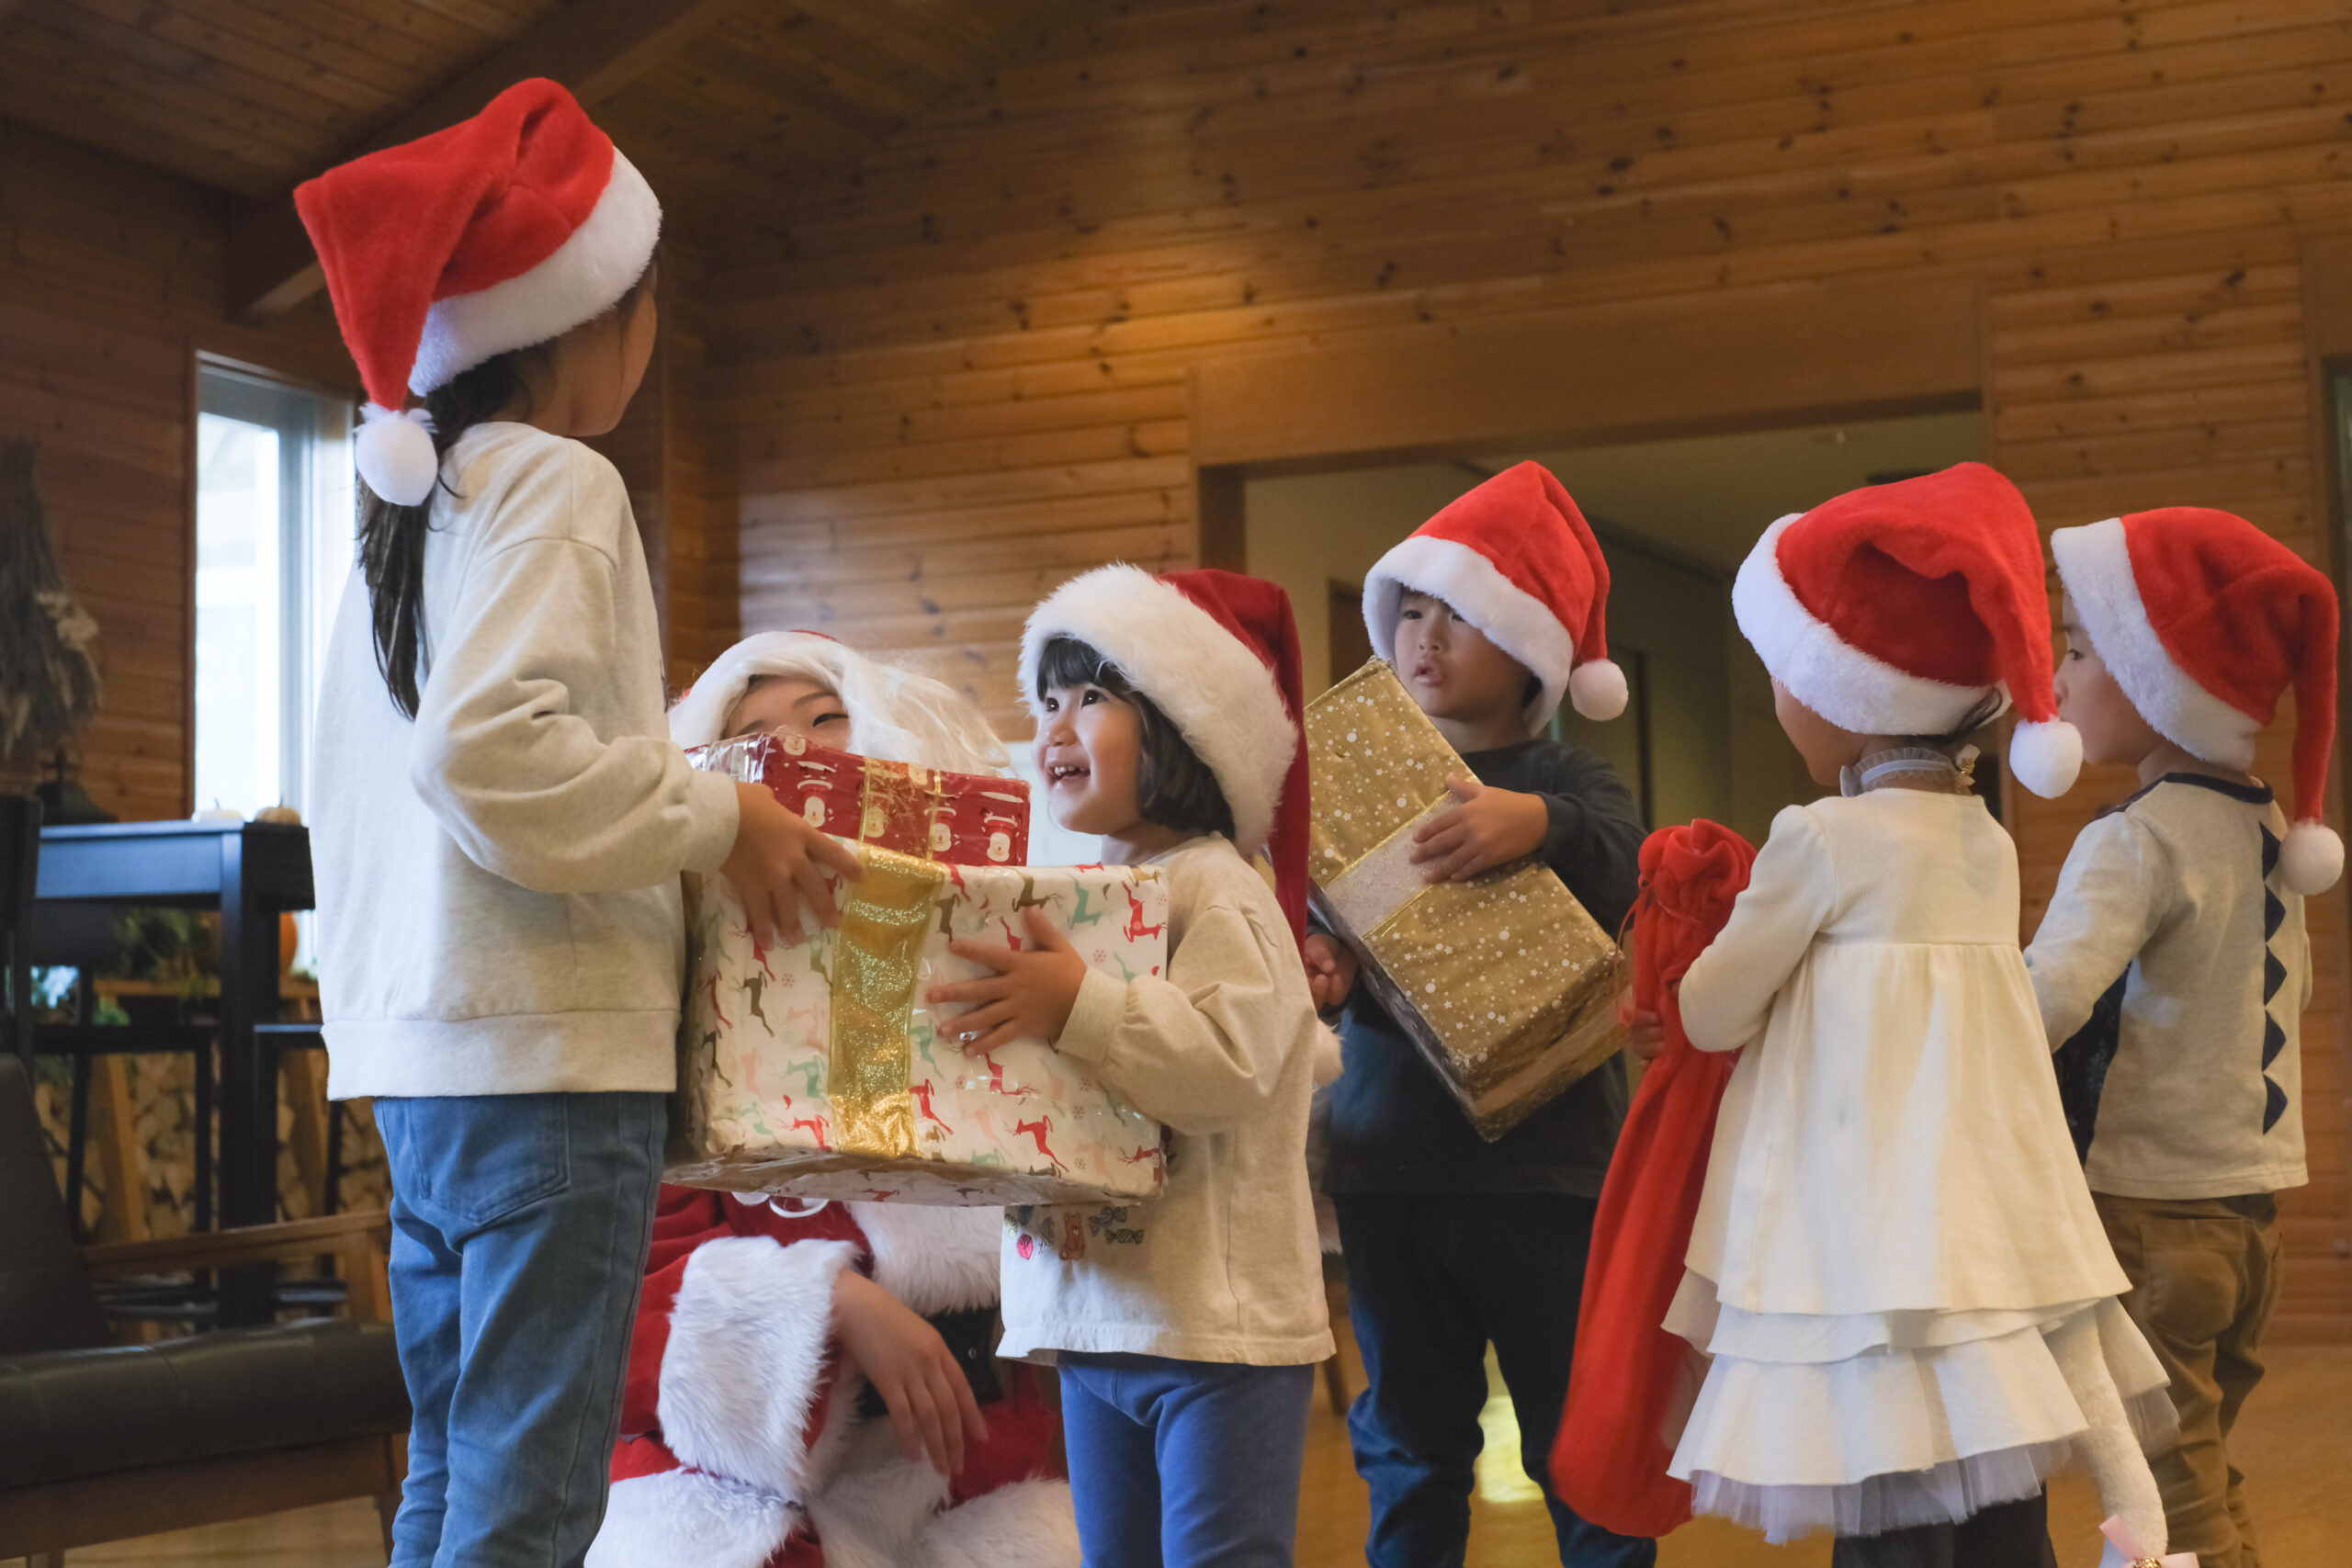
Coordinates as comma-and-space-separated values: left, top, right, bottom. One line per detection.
1307, 659, 1629, 1139
671, 847, 1172, 1206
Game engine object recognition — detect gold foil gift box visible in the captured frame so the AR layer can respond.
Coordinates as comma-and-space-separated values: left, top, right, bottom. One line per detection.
672, 845, 1171, 1205
1307, 659, 1628, 1140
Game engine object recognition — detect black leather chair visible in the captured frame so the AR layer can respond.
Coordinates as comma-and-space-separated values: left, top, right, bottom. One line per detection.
0, 1055, 410, 1563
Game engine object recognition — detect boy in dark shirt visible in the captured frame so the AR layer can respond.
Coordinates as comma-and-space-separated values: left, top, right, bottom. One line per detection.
1305, 464, 1653, 1568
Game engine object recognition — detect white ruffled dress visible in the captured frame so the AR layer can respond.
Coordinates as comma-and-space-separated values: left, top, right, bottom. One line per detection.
1667, 791, 2176, 1544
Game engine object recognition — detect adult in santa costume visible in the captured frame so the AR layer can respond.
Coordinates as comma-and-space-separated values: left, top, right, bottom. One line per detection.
587, 633, 1077, 1568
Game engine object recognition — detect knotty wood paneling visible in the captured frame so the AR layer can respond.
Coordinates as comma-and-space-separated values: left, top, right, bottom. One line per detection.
0, 119, 353, 821
720, 0, 2352, 1337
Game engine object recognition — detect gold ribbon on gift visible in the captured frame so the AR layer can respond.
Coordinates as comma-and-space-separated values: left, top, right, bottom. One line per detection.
858, 758, 938, 851
827, 845, 946, 1157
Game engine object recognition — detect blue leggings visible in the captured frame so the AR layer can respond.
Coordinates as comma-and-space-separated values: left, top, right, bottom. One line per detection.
1058, 1351, 1315, 1568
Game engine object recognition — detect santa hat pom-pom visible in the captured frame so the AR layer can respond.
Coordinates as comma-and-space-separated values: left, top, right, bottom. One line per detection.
1568, 658, 1629, 721
2281, 820, 2344, 896
2009, 717, 2084, 799
355, 403, 438, 506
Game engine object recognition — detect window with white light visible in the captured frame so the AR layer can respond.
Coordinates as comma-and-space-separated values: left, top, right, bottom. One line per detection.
193, 362, 354, 818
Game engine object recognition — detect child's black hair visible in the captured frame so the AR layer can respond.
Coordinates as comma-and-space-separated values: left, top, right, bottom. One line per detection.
1035, 636, 1237, 841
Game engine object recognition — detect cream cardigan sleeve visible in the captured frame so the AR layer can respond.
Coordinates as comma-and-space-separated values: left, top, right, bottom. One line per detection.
1678, 805, 1839, 1053
2024, 810, 2173, 1051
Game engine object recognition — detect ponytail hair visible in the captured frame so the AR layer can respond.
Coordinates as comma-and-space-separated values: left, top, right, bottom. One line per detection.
355, 255, 659, 718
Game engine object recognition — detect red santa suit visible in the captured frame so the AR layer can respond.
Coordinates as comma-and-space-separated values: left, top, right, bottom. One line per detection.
588, 1189, 1075, 1568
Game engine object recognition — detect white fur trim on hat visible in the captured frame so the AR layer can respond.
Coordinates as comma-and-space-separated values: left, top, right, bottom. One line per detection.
2051, 518, 2263, 769
1733, 513, 2012, 736
410, 148, 661, 394
1020, 564, 1295, 855
1363, 534, 1579, 731
669, 631, 1011, 775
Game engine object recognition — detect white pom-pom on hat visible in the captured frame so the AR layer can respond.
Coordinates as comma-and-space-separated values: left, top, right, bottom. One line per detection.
2009, 717, 2084, 799
2281, 820, 2343, 896
355, 403, 438, 506
1568, 658, 1629, 721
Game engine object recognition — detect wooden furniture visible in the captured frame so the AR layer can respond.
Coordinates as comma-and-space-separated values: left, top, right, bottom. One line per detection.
0, 1055, 408, 1567
31, 819, 314, 1324
2, 795, 37, 1070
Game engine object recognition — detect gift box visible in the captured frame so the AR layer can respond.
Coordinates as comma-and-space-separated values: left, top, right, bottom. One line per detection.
1306, 659, 1627, 1140
689, 732, 1030, 867
670, 847, 1170, 1206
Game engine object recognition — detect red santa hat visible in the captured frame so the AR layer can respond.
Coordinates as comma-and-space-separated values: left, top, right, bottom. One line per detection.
1021, 565, 1311, 944
2052, 507, 2342, 894
294, 78, 661, 506
1733, 461, 2083, 798
1362, 461, 1627, 733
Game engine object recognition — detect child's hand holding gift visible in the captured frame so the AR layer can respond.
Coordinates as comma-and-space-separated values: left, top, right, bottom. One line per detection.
1302, 932, 1359, 1010
930, 906, 1091, 1055
1408, 773, 1551, 883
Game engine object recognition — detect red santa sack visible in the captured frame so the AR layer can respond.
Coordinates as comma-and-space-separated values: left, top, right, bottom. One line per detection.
1549, 818, 1756, 1539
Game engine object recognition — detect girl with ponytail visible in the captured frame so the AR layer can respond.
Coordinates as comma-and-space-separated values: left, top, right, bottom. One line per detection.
297, 81, 858, 1565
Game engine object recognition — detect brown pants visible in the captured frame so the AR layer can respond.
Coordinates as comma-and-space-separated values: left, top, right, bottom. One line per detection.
2095, 1190, 2283, 1568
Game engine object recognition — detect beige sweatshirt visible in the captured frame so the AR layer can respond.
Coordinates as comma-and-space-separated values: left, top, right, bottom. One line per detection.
997, 835, 1335, 1367
312, 423, 740, 1100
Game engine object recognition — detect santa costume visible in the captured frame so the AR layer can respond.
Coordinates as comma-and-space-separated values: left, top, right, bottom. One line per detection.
1667, 464, 2179, 1553
589, 635, 1077, 1568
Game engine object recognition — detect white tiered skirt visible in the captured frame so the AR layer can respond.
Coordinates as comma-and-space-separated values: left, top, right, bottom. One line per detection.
1663, 1270, 2177, 1544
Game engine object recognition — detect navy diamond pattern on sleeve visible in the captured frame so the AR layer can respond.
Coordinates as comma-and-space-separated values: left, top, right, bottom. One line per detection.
2260, 823, 2290, 1134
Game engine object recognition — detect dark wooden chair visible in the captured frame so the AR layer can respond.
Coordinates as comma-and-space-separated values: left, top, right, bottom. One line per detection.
1, 795, 39, 1070
0, 1055, 410, 1565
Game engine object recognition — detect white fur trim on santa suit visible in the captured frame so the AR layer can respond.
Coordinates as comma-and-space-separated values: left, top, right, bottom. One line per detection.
2052, 518, 2264, 770
851, 1201, 1002, 1315
656, 1234, 858, 1495
1364, 533, 1587, 731
409, 148, 661, 395
668, 631, 1011, 776
588, 1468, 796, 1568
1734, 513, 2013, 737
805, 1431, 1077, 1568
1021, 564, 1296, 856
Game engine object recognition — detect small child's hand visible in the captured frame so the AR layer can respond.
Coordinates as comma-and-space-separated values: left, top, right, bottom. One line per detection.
832, 1269, 988, 1474
1410, 775, 1550, 883
722, 781, 865, 948
928, 907, 1089, 1054
1302, 931, 1359, 1010
1620, 995, 1669, 1062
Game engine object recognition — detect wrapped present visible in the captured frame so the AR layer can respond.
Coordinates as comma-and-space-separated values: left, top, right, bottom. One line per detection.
1306, 658, 1627, 1140
689, 732, 1029, 867
671, 848, 1170, 1206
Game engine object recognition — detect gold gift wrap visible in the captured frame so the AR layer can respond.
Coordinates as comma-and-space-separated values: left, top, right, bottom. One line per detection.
1307, 659, 1628, 1139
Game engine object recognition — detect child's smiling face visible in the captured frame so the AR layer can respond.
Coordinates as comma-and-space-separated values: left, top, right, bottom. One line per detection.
1394, 590, 1531, 725
725, 674, 852, 748
1035, 680, 1148, 837
2055, 592, 2165, 767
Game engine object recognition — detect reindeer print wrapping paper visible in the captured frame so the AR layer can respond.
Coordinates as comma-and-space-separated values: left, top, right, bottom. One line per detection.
1307, 659, 1629, 1140
672, 848, 1172, 1206
688, 731, 1031, 867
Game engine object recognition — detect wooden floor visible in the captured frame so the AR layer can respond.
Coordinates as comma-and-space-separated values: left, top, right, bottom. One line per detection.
51, 1333, 2351, 1567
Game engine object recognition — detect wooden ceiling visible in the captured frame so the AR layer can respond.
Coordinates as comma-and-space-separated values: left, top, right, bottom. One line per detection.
0, 0, 1079, 233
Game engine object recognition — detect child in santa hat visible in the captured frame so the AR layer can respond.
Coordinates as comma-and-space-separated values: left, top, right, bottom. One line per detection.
1667, 463, 2180, 1566
2027, 507, 2339, 1567
296, 81, 857, 1565
1298, 461, 1653, 1568
585, 631, 1077, 1568
928, 567, 1332, 1568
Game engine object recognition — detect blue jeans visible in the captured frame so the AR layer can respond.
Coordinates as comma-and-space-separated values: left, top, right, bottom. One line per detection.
375, 1091, 666, 1568
1059, 1351, 1315, 1568
1334, 1193, 1656, 1568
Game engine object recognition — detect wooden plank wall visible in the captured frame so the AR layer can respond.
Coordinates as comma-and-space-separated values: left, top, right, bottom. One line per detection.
718, 0, 2352, 1337
0, 120, 354, 823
